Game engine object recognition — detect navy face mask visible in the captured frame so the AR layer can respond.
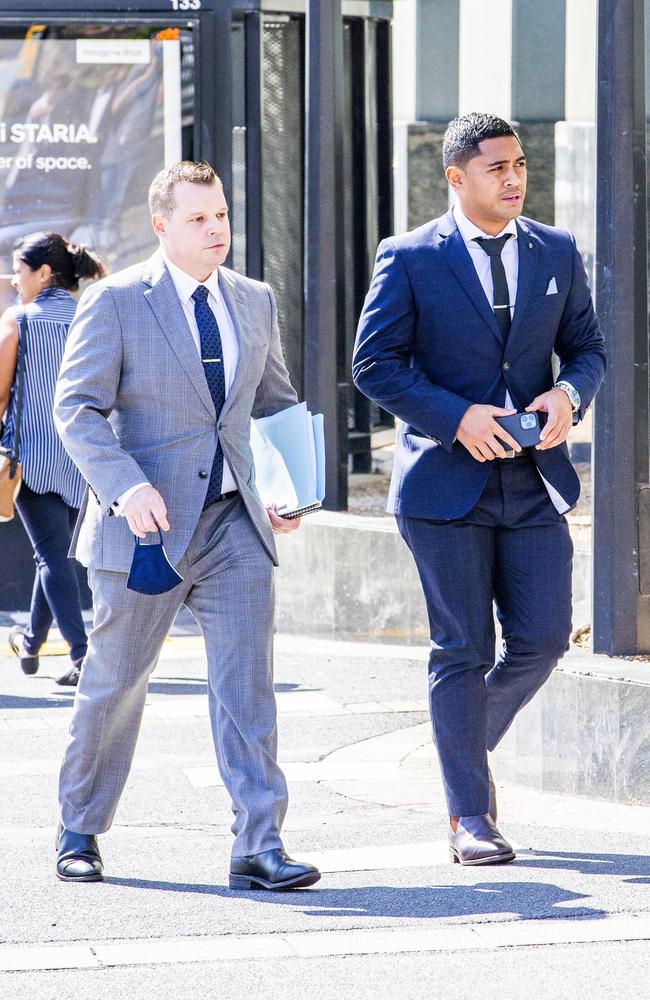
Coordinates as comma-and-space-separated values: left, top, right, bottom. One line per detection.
126, 530, 184, 596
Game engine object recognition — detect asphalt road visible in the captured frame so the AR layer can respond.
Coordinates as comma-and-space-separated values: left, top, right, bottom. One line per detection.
1, 629, 649, 999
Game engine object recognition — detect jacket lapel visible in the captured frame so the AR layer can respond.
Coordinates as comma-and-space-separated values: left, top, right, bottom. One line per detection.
142, 251, 215, 419
438, 212, 505, 345
508, 220, 539, 346
217, 267, 252, 421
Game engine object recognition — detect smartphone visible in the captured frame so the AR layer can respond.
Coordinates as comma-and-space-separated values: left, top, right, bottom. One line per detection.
494, 411, 544, 449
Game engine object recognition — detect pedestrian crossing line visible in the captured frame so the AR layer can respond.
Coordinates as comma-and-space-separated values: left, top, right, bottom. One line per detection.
1, 913, 649, 973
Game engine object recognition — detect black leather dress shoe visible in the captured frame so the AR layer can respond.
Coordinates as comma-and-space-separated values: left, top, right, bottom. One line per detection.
449, 814, 515, 866
229, 848, 321, 891
56, 825, 103, 882
56, 664, 81, 687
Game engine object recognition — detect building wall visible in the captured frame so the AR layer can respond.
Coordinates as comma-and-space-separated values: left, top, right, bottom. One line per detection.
392, 0, 597, 242
458, 0, 512, 120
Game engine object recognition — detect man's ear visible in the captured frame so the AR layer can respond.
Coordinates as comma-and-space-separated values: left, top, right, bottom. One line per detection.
151, 213, 166, 237
445, 165, 464, 192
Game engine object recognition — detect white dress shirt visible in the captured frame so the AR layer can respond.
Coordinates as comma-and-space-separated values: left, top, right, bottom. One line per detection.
452, 202, 570, 514
453, 202, 519, 324
113, 254, 240, 515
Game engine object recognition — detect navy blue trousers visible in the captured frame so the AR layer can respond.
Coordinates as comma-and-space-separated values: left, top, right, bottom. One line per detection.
15, 483, 88, 664
397, 455, 573, 818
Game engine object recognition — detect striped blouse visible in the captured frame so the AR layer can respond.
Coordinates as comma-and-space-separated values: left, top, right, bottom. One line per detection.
1, 287, 85, 508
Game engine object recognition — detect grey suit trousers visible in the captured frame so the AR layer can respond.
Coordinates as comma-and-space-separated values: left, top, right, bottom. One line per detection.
58, 496, 288, 857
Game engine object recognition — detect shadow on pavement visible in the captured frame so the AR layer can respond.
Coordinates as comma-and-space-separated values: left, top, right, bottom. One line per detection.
144, 680, 318, 696
0, 694, 75, 709
0, 677, 318, 704
147, 681, 208, 696
102, 874, 612, 922
515, 849, 650, 878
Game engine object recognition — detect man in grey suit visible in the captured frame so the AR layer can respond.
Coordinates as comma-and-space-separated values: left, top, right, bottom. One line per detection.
53, 160, 320, 891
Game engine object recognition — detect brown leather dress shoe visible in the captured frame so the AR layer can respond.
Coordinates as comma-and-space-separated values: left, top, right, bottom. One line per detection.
449, 814, 515, 866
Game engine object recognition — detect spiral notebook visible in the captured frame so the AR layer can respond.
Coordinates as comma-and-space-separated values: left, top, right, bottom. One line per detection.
250, 402, 325, 518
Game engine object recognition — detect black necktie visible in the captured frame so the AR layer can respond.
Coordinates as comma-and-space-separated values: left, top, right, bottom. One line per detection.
192, 284, 226, 508
473, 234, 513, 339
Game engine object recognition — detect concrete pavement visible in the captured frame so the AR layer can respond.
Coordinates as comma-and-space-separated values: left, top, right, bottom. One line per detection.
1, 630, 649, 999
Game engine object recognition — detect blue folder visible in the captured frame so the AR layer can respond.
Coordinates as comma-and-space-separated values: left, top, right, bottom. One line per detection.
250, 402, 326, 518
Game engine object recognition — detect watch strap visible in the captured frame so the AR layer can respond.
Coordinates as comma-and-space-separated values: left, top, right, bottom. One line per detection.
555, 380, 580, 412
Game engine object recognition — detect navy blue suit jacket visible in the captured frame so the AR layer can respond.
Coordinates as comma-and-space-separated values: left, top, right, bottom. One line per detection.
352, 210, 607, 520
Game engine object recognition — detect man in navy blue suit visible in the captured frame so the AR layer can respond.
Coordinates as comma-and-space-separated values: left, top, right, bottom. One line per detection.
353, 113, 606, 866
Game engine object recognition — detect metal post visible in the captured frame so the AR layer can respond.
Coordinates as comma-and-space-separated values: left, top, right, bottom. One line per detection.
202, 4, 233, 240
304, 0, 347, 510
244, 10, 264, 281
593, 0, 650, 654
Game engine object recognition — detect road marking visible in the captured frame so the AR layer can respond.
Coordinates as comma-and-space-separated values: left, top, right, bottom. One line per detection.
183, 758, 404, 789
0, 695, 429, 731
301, 840, 449, 871
183, 724, 431, 789
1, 914, 649, 973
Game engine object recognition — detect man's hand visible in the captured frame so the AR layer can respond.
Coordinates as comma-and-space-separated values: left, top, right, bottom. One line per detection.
266, 504, 301, 534
526, 389, 573, 451
123, 486, 170, 538
456, 404, 521, 462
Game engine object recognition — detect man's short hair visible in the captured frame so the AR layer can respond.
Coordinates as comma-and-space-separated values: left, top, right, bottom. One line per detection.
442, 113, 521, 170
148, 160, 221, 216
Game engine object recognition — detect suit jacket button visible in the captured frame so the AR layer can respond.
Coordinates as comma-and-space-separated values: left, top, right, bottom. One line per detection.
198, 470, 208, 479
503, 361, 510, 370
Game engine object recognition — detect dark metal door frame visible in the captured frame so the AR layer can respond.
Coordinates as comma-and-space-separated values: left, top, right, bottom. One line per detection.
593, 0, 650, 654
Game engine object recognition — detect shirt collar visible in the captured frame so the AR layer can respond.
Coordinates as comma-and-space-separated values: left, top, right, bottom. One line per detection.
34, 287, 71, 303
161, 252, 221, 306
452, 202, 518, 247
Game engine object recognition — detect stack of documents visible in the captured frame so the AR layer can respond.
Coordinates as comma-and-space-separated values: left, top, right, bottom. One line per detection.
250, 401, 325, 518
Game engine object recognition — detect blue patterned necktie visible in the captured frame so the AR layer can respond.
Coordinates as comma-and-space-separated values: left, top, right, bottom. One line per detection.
192, 284, 226, 508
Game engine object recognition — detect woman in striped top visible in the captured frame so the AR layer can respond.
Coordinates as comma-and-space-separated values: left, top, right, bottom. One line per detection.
0, 233, 105, 686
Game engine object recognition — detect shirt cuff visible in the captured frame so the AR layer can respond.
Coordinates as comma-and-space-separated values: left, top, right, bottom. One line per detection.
112, 482, 150, 517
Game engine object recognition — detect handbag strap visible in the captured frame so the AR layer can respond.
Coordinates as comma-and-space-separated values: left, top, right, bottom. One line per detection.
9, 311, 28, 478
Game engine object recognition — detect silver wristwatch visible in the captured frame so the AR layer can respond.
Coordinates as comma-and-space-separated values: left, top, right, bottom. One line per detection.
555, 380, 580, 412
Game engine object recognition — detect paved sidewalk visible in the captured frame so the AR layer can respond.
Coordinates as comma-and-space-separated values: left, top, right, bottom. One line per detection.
1, 631, 649, 999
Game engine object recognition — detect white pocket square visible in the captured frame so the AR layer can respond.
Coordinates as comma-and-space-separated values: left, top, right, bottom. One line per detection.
546, 277, 558, 295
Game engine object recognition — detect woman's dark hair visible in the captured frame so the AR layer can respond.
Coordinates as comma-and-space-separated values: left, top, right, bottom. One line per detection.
13, 231, 106, 292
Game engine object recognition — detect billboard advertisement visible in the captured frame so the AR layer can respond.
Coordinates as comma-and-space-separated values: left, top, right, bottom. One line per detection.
0, 28, 189, 305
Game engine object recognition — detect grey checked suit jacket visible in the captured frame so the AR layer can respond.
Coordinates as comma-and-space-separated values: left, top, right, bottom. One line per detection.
54, 250, 298, 572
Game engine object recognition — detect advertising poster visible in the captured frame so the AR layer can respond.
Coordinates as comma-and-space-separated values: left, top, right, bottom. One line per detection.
0, 30, 185, 307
